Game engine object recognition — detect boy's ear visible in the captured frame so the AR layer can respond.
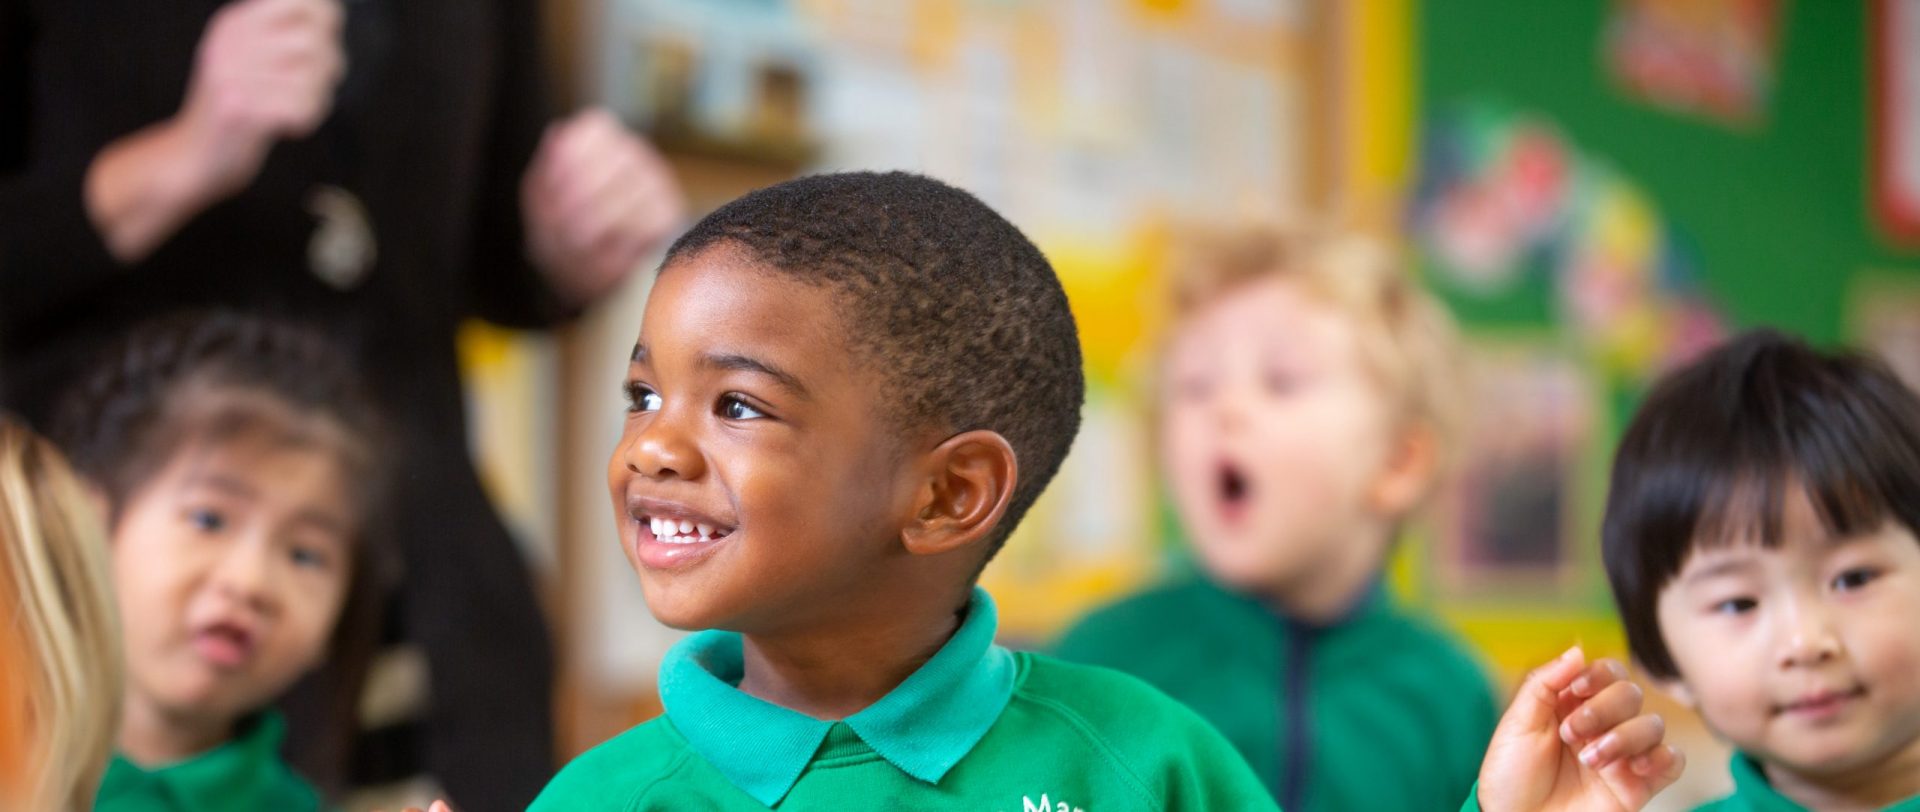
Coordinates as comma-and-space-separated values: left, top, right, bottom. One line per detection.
1367, 421, 1439, 516
901, 430, 1019, 557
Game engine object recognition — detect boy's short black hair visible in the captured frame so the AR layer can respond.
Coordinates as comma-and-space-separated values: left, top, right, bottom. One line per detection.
663, 171, 1085, 561
1602, 328, 1920, 678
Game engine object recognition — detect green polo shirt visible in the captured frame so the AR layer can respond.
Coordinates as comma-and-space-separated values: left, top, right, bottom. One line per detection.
532, 587, 1276, 810
1689, 753, 1920, 811
1056, 577, 1498, 812
93, 712, 321, 812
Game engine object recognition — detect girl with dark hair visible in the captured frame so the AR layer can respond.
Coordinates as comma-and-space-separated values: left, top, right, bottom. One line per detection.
53, 310, 392, 811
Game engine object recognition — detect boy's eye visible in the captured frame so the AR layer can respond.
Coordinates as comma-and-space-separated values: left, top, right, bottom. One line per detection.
625, 383, 663, 413
186, 508, 227, 534
1832, 568, 1880, 592
719, 395, 766, 421
1711, 597, 1757, 615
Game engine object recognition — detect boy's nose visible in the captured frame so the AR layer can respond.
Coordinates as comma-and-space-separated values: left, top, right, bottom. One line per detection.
624, 414, 704, 481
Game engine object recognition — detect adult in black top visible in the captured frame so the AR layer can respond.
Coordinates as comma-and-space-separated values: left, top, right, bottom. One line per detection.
0, 0, 683, 808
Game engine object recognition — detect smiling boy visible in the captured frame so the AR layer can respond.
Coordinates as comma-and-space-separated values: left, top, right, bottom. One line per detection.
530, 172, 1273, 810
1602, 330, 1920, 810
533, 172, 1684, 812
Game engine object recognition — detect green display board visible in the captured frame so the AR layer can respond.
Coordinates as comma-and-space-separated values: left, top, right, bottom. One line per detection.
1420, 0, 1914, 342
1394, 0, 1919, 683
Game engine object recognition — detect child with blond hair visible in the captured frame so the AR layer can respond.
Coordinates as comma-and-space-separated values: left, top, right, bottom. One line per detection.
1059, 223, 1498, 811
0, 416, 123, 811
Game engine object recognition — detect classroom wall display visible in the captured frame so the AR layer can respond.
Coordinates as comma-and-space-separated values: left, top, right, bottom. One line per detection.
1603, 0, 1782, 127
1874, 0, 1920, 245
1436, 342, 1594, 599
1849, 273, 1920, 392
600, 0, 822, 166
1418, 3, 1920, 803
1411, 102, 1729, 386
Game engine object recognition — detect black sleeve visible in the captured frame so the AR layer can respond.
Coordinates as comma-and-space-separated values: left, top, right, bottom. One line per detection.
462, 0, 580, 330
0, 1, 127, 337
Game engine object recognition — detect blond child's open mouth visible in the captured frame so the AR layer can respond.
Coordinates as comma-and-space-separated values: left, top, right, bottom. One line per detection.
1216, 459, 1252, 525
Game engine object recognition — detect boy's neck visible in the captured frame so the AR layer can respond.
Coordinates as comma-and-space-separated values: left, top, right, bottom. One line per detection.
1262, 523, 1392, 626
737, 593, 967, 720
117, 690, 235, 766
1762, 738, 1920, 811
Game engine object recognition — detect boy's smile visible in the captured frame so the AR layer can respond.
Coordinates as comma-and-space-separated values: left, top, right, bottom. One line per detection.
1655, 488, 1920, 787
608, 246, 926, 635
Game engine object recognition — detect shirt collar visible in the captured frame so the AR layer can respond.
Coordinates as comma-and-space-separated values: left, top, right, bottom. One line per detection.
1726, 752, 1920, 811
97, 712, 295, 811
660, 586, 1016, 806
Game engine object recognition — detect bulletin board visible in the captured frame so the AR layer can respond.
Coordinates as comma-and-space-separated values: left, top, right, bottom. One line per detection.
1410, 0, 1920, 804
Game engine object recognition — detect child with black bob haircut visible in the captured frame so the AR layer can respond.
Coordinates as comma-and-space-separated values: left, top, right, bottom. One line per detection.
1603, 329, 1920, 810
535, 171, 1684, 811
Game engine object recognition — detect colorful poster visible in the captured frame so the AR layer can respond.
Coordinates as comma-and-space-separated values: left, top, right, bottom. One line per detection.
1412, 102, 1728, 383
1604, 0, 1781, 126
1875, 0, 1920, 244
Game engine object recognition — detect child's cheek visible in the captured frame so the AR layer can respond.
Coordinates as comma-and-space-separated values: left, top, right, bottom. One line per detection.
1854, 597, 1920, 709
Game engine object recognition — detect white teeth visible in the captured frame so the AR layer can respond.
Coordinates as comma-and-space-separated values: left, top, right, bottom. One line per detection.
643, 516, 731, 545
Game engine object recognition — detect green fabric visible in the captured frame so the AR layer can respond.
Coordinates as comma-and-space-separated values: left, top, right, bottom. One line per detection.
656, 585, 1018, 805
1690, 753, 1920, 812
1055, 577, 1498, 812
93, 712, 321, 812
532, 588, 1277, 811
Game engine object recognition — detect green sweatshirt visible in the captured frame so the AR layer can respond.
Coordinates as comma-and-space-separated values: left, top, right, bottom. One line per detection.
1056, 577, 1498, 812
93, 712, 321, 812
532, 587, 1277, 811
1689, 753, 1920, 811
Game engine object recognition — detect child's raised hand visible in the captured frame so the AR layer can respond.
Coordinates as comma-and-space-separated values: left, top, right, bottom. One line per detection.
1475, 647, 1685, 812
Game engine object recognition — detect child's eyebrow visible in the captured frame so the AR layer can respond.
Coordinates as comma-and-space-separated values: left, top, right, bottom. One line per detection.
292, 509, 352, 542
1681, 557, 1758, 586
702, 352, 811, 400
186, 471, 258, 502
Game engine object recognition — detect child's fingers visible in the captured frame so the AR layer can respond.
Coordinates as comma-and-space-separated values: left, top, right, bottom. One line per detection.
1576, 712, 1665, 769
1554, 657, 1627, 720
1560, 679, 1645, 745
1628, 743, 1687, 789
1563, 657, 1627, 701
1495, 646, 1586, 737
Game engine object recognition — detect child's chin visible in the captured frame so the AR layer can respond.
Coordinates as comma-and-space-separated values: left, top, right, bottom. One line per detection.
1192, 548, 1289, 591
636, 586, 725, 632
1764, 731, 1892, 775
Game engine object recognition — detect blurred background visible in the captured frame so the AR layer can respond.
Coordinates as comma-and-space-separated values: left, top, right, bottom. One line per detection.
454, 1, 1914, 807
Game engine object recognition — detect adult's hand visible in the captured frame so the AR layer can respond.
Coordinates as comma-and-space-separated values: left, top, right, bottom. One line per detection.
522, 108, 685, 307
86, 0, 345, 262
